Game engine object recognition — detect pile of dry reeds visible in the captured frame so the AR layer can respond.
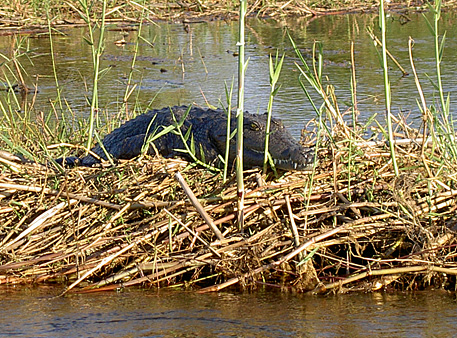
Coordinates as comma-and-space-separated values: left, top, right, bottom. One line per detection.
0, 127, 457, 295
0, 0, 430, 29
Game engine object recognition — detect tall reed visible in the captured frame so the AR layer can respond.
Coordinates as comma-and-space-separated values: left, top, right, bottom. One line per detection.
423, 0, 457, 161
288, 34, 335, 142
263, 52, 284, 175
46, 2, 63, 114
427, 0, 447, 117
378, 0, 399, 176
78, 0, 108, 154
222, 79, 235, 183
0, 37, 41, 160
236, 0, 247, 229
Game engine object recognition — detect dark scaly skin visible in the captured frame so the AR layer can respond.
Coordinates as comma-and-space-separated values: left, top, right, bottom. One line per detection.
58, 106, 315, 171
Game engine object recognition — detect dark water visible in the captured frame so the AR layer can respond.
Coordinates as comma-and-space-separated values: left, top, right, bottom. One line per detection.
1, 286, 457, 337
0, 13, 456, 137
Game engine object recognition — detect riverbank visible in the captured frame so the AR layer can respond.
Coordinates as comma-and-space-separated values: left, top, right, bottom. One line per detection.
1, 110, 457, 294
0, 0, 451, 28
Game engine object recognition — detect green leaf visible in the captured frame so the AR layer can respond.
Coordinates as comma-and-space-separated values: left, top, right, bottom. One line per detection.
177, 106, 192, 127
98, 66, 112, 81
438, 31, 446, 61
287, 30, 311, 72
190, 133, 196, 155
199, 144, 206, 162
82, 36, 93, 46
297, 247, 319, 266
184, 125, 192, 142
271, 85, 282, 97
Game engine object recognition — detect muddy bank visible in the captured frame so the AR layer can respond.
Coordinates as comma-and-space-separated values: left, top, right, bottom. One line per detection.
0, 0, 446, 30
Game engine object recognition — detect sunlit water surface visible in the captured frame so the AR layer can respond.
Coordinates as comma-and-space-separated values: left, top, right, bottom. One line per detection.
1, 287, 457, 337
0, 13, 456, 137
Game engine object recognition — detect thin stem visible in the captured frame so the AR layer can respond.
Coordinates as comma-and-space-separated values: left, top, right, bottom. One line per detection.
236, 0, 247, 231
263, 52, 284, 174
83, 0, 107, 154
223, 79, 234, 183
379, 0, 399, 176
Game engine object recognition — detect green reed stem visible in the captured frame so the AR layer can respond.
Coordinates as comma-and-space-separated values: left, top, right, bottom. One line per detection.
46, 8, 63, 113
350, 42, 358, 129
171, 107, 219, 172
236, 0, 247, 230
379, 0, 399, 176
80, 0, 107, 154
288, 34, 335, 144
429, 0, 446, 116
423, 0, 456, 160
263, 51, 284, 175
223, 79, 235, 183
121, 10, 145, 116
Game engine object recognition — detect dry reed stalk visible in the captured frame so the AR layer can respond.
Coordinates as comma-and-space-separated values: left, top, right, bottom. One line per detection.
174, 171, 224, 240
0, 121, 456, 294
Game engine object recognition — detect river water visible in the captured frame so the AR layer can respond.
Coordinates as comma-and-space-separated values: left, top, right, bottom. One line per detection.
1, 12, 457, 336
1, 286, 457, 337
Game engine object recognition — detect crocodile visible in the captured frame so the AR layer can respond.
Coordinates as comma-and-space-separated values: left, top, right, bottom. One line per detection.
57, 105, 315, 171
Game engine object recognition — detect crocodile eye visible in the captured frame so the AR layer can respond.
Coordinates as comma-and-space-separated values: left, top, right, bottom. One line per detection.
272, 119, 284, 128
249, 121, 261, 131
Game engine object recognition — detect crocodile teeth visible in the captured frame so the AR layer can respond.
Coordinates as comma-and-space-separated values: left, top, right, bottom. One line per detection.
272, 157, 314, 170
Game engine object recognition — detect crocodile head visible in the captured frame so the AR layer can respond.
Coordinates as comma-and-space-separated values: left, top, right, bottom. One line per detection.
210, 112, 315, 171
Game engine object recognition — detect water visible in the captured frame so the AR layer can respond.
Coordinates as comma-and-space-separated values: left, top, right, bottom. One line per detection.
1, 286, 457, 337
1, 13, 456, 137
